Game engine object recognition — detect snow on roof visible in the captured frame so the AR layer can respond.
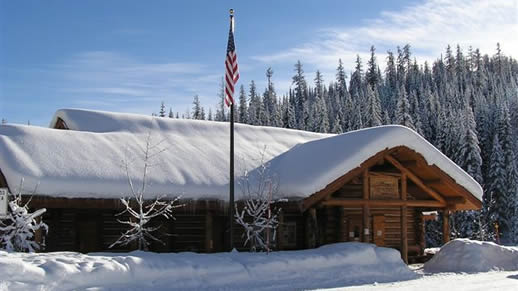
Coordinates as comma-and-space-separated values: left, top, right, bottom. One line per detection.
1, 111, 329, 200
1, 109, 482, 202
255, 125, 483, 201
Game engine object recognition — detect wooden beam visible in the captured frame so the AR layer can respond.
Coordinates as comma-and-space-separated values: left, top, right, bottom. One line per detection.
401, 173, 408, 264
305, 208, 318, 248
384, 155, 447, 204
400, 160, 417, 167
423, 179, 442, 186
277, 211, 284, 250
321, 199, 445, 208
442, 210, 450, 244
205, 211, 213, 252
362, 169, 370, 242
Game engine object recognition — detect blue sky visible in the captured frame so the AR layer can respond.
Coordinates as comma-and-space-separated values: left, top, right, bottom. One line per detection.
1, 0, 517, 126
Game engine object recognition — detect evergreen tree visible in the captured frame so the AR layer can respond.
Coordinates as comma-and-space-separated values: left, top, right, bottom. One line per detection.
486, 134, 507, 239
215, 78, 227, 121
238, 85, 248, 124
159, 101, 166, 117
168, 107, 174, 118
364, 86, 382, 127
395, 86, 415, 130
192, 95, 202, 120
292, 61, 308, 129
366, 45, 379, 89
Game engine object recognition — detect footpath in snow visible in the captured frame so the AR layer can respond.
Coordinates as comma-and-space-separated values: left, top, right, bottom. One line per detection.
0, 242, 417, 291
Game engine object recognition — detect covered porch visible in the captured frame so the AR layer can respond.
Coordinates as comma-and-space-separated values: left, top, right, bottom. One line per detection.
299, 146, 482, 263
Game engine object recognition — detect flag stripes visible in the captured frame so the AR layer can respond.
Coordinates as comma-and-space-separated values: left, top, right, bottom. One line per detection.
225, 15, 239, 107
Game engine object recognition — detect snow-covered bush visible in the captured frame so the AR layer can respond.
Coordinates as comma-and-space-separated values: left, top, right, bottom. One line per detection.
0, 180, 48, 252
110, 134, 183, 251
235, 149, 281, 252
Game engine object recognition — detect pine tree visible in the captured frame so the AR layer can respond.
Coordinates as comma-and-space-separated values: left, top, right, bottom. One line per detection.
366, 45, 379, 89
168, 107, 174, 118
364, 86, 382, 127
159, 101, 166, 117
292, 61, 308, 129
395, 86, 415, 130
191, 95, 202, 120
238, 85, 248, 124
497, 103, 517, 241
215, 78, 227, 121
486, 134, 507, 239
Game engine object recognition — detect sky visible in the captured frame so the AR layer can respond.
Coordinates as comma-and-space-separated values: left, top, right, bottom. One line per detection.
1, 0, 517, 126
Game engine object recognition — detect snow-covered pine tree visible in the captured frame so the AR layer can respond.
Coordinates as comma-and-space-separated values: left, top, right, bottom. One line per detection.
292, 61, 308, 130
168, 107, 174, 118
0, 180, 48, 252
364, 86, 382, 127
159, 101, 166, 117
366, 45, 379, 89
497, 103, 517, 241
331, 114, 343, 134
110, 134, 183, 251
215, 78, 227, 122
192, 95, 202, 120
237, 85, 248, 124
485, 134, 506, 240
248, 80, 260, 125
395, 86, 415, 130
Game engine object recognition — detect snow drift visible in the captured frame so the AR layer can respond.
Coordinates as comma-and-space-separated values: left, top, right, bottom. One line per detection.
424, 239, 518, 273
0, 243, 418, 291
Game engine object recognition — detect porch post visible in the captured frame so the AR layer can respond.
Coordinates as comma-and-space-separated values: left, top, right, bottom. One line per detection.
362, 169, 370, 242
442, 210, 450, 244
401, 173, 408, 264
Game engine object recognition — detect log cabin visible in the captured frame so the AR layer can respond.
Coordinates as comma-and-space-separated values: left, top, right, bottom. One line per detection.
0, 109, 482, 262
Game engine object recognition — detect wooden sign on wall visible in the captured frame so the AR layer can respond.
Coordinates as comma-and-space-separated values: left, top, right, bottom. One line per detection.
370, 175, 399, 199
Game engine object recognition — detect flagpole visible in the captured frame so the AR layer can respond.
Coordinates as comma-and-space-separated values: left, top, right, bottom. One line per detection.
229, 8, 235, 251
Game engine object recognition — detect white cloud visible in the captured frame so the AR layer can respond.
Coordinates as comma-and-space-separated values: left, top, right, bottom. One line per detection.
253, 0, 518, 73
52, 51, 222, 114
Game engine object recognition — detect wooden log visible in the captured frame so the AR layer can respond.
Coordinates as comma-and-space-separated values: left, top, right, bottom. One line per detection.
277, 211, 284, 250
384, 155, 447, 204
305, 208, 318, 248
362, 170, 370, 242
443, 210, 450, 244
321, 199, 445, 208
205, 212, 213, 252
401, 173, 408, 264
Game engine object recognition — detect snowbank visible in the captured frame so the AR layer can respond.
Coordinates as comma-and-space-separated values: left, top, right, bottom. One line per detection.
0, 243, 418, 291
424, 239, 518, 273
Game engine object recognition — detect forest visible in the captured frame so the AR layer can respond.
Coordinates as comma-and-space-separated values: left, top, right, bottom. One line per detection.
157, 44, 518, 246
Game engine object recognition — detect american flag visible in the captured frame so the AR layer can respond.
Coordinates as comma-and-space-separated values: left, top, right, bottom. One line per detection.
224, 14, 239, 107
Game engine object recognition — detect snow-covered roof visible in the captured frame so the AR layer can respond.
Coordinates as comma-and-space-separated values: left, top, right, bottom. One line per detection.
261, 125, 483, 202
1, 110, 329, 200
0, 109, 482, 203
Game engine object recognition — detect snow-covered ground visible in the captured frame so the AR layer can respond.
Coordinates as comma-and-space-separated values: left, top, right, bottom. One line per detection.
315, 269, 518, 291
0, 243, 417, 291
316, 239, 518, 291
1, 239, 516, 291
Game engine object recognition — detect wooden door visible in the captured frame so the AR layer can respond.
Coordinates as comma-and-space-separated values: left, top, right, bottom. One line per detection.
77, 220, 98, 253
373, 215, 385, 246
347, 215, 362, 242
